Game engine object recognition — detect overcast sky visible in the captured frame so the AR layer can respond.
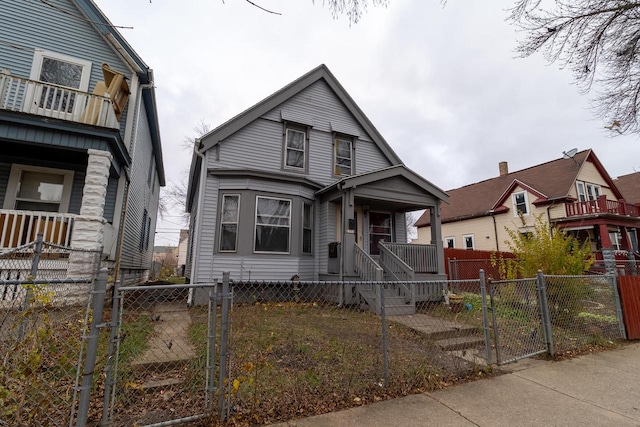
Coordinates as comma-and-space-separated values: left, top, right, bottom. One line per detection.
92, 0, 640, 245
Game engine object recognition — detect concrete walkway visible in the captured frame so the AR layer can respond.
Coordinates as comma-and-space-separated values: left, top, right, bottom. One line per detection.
270, 343, 640, 427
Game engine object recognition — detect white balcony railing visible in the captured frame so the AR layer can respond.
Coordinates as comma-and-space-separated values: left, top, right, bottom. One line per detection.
0, 210, 77, 250
0, 72, 119, 129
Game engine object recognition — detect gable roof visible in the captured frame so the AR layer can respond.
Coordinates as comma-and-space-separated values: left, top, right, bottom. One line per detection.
415, 149, 620, 227
74, 0, 165, 186
197, 64, 403, 165
316, 164, 449, 203
615, 171, 640, 205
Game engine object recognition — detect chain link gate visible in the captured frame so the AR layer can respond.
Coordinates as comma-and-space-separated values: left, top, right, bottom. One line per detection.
101, 282, 220, 426
485, 276, 549, 365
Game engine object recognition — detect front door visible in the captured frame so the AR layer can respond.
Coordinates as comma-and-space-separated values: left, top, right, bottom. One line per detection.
369, 211, 392, 255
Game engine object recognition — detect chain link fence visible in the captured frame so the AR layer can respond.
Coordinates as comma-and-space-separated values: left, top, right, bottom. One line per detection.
487, 273, 625, 364
0, 236, 99, 427
99, 282, 219, 426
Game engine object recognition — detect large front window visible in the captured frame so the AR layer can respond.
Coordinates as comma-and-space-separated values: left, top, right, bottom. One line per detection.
284, 128, 306, 170
220, 195, 240, 252
4, 165, 74, 212
369, 212, 392, 255
255, 196, 291, 253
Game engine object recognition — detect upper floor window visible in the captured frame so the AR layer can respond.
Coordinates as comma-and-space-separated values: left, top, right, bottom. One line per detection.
220, 194, 240, 252
444, 237, 455, 248
3, 164, 74, 213
284, 127, 306, 171
463, 234, 474, 250
334, 136, 353, 176
512, 191, 529, 216
29, 51, 92, 113
576, 182, 601, 202
255, 196, 291, 253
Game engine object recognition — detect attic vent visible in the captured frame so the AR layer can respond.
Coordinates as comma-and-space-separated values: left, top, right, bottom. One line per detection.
499, 161, 508, 177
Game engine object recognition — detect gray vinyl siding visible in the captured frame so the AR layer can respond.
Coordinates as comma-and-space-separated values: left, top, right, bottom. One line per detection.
119, 103, 158, 269
68, 170, 86, 215
185, 194, 199, 280
194, 174, 219, 283
211, 80, 392, 187
103, 176, 118, 222
317, 201, 336, 275
395, 212, 408, 244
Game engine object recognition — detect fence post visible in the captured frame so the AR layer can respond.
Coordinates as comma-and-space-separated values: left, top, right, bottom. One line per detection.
536, 270, 554, 356
207, 279, 219, 410
101, 277, 122, 426
17, 233, 44, 342
479, 270, 493, 364
380, 282, 389, 388
76, 267, 108, 427
488, 278, 502, 364
218, 272, 231, 421
610, 274, 627, 340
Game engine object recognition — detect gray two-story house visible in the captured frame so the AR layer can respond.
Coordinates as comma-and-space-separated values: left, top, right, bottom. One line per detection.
186, 65, 448, 293
0, 0, 164, 285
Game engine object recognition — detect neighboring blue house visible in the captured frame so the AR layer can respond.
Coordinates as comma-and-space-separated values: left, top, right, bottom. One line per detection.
0, 0, 164, 285
186, 65, 448, 292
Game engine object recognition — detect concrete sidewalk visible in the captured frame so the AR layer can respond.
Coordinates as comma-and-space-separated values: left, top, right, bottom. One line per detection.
270, 343, 640, 427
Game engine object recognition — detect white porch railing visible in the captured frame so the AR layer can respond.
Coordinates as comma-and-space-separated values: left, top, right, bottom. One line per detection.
0, 72, 119, 129
0, 210, 77, 249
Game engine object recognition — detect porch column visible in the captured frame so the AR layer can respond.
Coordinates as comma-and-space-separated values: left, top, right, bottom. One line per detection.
598, 223, 616, 275
430, 204, 445, 275
68, 149, 112, 280
342, 189, 356, 276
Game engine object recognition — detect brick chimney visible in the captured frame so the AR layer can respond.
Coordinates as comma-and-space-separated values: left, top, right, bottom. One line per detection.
499, 161, 508, 177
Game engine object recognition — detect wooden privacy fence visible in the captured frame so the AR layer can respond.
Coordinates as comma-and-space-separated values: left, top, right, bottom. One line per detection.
618, 275, 640, 339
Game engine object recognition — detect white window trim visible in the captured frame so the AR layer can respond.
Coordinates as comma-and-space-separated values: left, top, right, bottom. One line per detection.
219, 194, 240, 253
463, 234, 475, 250
283, 128, 306, 171
3, 164, 74, 213
512, 191, 530, 216
254, 195, 291, 254
29, 50, 92, 91
576, 182, 586, 202
444, 237, 455, 248
576, 181, 601, 202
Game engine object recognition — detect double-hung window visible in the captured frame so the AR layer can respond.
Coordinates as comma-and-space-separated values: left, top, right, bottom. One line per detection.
444, 237, 455, 248
220, 195, 240, 252
302, 203, 313, 254
512, 191, 529, 216
4, 164, 74, 213
255, 196, 291, 253
576, 182, 601, 202
284, 128, 306, 171
334, 137, 353, 176
463, 234, 474, 250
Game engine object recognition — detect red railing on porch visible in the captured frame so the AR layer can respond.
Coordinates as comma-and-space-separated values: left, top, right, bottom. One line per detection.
565, 196, 640, 218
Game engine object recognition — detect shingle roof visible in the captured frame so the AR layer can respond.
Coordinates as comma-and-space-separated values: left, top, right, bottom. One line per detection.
614, 171, 640, 205
415, 149, 612, 227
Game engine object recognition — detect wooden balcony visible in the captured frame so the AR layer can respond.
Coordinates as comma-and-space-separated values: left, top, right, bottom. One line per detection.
0, 210, 77, 250
0, 72, 119, 129
565, 195, 640, 218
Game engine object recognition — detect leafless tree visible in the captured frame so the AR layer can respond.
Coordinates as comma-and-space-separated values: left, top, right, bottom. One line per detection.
239, 0, 388, 24
510, 0, 640, 135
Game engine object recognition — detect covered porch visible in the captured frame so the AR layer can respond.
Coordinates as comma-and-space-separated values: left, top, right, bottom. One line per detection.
317, 165, 449, 284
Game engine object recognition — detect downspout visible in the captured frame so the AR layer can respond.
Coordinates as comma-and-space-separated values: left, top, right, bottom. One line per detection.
113, 80, 153, 282
490, 210, 499, 252
187, 138, 206, 305
546, 201, 556, 237
339, 182, 345, 282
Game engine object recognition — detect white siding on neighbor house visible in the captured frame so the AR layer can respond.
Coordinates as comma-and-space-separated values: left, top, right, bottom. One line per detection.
119, 103, 159, 270
570, 161, 617, 200
0, 0, 130, 102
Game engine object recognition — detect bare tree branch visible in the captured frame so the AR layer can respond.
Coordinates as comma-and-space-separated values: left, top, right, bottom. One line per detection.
510, 1, 640, 134
243, 0, 282, 15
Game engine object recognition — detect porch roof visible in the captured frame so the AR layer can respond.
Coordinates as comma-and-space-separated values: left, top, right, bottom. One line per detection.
316, 165, 449, 209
